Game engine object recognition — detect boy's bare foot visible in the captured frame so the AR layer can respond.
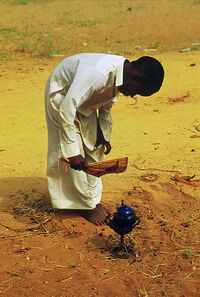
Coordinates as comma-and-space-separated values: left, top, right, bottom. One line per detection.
54, 209, 77, 219
96, 203, 111, 217
78, 206, 108, 225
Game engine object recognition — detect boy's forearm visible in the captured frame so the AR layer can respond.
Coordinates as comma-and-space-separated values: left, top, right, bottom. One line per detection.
96, 119, 111, 154
96, 119, 107, 145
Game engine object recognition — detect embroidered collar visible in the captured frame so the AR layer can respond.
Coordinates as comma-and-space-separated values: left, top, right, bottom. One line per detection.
115, 58, 125, 87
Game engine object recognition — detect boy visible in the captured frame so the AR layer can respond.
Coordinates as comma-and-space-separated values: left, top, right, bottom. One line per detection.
44, 53, 164, 225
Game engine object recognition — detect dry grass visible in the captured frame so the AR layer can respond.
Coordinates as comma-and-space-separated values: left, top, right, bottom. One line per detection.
0, 0, 200, 59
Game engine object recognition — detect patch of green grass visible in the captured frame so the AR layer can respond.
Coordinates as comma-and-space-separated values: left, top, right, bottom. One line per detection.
184, 248, 193, 259
13, 0, 29, 4
191, 45, 200, 51
133, 3, 145, 11
69, 19, 97, 28
1, 29, 62, 57
12, 0, 39, 4
42, 38, 59, 57
48, 49, 59, 58
0, 28, 17, 38
0, 53, 11, 61
193, 0, 200, 4
154, 41, 161, 49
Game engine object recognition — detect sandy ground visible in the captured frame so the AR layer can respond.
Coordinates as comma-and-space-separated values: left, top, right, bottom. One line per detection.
0, 1, 200, 297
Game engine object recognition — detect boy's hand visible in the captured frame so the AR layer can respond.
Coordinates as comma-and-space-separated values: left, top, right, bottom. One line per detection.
68, 155, 89, 171
96, 122, 112, 155
104, 141, 111, 155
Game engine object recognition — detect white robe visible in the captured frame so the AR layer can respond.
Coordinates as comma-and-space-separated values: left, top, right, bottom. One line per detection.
44, 53, 125, 209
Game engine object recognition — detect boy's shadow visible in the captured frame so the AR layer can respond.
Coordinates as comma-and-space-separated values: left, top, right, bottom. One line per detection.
0, 177, 78, 221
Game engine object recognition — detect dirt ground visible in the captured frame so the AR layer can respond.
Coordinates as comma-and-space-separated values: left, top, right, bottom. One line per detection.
0, 1, 200, 297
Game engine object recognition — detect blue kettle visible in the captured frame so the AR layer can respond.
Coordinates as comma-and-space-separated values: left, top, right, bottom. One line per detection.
108, 200, 139, 240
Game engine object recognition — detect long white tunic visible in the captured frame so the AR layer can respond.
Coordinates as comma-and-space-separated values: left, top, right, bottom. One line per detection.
45, 53, 125, 209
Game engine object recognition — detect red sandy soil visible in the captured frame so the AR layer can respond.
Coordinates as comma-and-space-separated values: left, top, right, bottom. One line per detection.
0, 1, 200, 296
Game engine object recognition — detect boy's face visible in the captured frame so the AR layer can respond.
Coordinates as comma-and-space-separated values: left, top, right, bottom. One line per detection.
118, 78, 154, 98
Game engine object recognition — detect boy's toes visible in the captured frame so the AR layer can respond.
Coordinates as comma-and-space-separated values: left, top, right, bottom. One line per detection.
78, 207, 107, 225
96, 203, 111, 217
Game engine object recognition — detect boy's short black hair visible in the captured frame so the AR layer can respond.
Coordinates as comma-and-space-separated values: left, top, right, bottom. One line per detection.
131, 56, 164, 95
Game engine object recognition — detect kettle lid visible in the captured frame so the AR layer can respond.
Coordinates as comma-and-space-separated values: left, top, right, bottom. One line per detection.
117, 200, 135, 216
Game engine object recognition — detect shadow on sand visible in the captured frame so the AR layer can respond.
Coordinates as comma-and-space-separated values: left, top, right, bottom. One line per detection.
0, 176, 78, 221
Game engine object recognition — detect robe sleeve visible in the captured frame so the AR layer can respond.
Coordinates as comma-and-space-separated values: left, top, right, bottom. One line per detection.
59, 65, 106, 158
98, 96, 117, 142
